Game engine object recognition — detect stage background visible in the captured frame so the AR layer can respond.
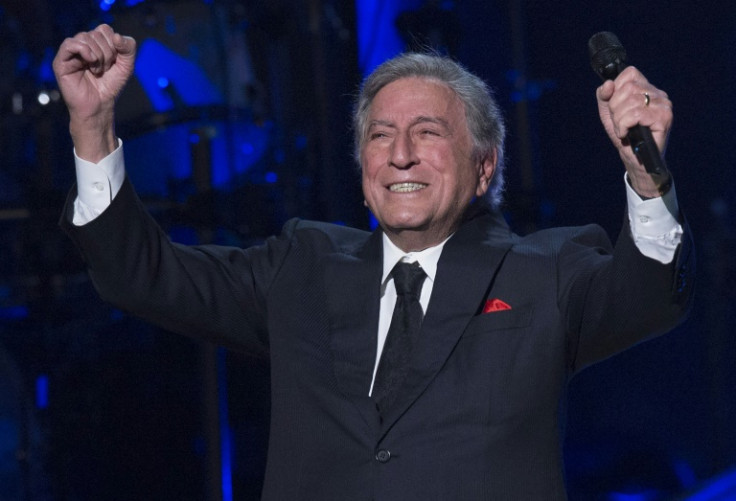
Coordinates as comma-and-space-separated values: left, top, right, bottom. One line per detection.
1, 0, 734, 499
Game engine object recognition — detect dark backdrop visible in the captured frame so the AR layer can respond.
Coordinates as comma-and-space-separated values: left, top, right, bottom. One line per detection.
0, 0, 734, 499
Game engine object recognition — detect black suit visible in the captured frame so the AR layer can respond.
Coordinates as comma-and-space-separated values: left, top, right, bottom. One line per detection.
61, 178, 693, 500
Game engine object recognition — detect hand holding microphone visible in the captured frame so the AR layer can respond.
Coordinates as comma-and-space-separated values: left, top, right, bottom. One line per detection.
589, 32, 673, 197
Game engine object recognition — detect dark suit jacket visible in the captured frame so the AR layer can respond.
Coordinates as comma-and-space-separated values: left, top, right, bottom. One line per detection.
61, 178, 693, 500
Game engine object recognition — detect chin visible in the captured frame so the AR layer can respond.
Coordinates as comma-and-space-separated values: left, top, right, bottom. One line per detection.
385, 218, 430, 233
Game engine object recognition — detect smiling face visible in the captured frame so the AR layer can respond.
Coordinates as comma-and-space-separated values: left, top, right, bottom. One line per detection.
360, 77, 495, 251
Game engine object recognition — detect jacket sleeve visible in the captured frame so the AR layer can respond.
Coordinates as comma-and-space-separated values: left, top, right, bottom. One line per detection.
59, 177, 297, 356
560, 215, 695, 373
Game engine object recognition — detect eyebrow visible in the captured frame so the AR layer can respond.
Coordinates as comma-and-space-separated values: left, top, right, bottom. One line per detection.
367, 116, 452, 130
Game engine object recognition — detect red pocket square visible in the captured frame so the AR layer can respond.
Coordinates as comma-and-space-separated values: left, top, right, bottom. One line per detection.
482, 298, 512, 314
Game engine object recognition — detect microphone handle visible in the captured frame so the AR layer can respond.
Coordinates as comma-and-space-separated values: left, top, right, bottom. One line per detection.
627, 124, 671, 195
628, 125, 663, 174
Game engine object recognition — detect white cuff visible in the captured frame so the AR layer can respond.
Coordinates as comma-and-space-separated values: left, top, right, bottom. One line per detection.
625, 173, 683, 264
72, 140, 125, 226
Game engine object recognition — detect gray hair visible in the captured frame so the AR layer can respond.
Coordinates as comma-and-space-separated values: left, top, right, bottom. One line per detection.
353, 52, 506, 209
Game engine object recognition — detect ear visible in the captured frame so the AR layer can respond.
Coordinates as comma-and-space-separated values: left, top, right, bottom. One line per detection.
475, 149, 497, 197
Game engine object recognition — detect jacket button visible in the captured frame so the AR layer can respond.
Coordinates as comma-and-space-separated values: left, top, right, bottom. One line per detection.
375, 449, 391, 463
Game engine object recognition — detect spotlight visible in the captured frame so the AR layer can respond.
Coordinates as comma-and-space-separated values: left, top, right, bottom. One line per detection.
37, 91, 51, 106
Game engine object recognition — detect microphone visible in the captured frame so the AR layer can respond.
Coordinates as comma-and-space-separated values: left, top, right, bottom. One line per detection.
588, 31, 671, 194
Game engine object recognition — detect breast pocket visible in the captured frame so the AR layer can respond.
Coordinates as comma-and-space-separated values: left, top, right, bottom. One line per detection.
462, 305, 533, 339
435, 304, 554, 427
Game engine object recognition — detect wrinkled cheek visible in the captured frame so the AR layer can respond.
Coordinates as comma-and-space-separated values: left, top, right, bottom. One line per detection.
360, 177, 375, 204
360, 164, 383, 210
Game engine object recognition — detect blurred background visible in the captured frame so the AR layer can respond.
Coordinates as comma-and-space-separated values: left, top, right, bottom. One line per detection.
0, 0, 734, 499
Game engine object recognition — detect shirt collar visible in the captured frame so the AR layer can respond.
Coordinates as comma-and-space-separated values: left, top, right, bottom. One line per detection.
381, 233, 451, 286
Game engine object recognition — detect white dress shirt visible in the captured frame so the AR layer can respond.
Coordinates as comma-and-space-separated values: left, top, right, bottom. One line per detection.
368, 234, 450, 393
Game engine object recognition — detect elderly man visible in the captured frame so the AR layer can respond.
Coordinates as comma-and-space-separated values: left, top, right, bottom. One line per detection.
54, 24, 692, 500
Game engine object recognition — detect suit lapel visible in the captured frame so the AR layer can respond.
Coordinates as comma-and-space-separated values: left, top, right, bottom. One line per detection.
324, 229, 383, 431
379, 210, 514, 433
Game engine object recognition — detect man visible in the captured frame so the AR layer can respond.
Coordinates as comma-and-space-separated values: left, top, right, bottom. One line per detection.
54, 24, 692, 500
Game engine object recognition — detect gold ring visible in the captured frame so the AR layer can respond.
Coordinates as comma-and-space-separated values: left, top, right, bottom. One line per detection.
643, 92, 650, 107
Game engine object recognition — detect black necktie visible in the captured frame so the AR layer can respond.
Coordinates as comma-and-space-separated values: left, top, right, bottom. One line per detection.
372, 261, 426, 414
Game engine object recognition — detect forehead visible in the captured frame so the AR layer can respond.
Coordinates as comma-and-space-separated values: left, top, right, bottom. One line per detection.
368, 77, 465, 122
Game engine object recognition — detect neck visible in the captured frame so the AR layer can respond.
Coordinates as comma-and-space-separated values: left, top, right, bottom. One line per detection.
384, 227, 454, 253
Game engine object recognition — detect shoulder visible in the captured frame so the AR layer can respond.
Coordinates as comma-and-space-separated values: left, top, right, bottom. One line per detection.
513, 224, 614, 256
469, 208, 613, 257
278, 218, 374, 253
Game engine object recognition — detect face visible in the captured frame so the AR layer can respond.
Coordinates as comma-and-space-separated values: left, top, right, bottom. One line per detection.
360, 77, 495, 251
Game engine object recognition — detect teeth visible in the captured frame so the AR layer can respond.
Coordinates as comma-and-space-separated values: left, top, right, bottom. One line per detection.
389, 182, 427, 193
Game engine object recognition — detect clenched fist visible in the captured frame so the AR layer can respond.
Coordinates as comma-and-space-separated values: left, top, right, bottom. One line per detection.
53, 24, 137, 162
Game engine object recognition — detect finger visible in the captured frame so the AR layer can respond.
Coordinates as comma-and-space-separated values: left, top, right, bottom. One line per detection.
95, 23, 116, 40
607, 73, 648, 107
606, 67, 650, 112
613, 82, 671, 132
88, 28, 116, 73
599, 66, 644, 96
613, 65, 647, 86
596, 79, 615, 102
607, 76, 666, 133
74, 41, 104, 76
94, 24, 117, 57
113, 33, 137, 57
609, 69, 670, 118
53, 35, 102, 75
82, 25, 120, 75
92, 23, 136, 59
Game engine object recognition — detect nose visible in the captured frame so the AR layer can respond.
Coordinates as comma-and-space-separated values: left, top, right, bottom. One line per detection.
389, 131, 418, 169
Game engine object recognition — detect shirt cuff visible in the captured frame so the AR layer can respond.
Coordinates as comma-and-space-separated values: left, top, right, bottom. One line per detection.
72, 139, 125, 226
625, 173, 683, 264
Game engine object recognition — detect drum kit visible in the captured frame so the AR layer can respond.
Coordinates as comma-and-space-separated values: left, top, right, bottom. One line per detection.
112, 1, 273, 198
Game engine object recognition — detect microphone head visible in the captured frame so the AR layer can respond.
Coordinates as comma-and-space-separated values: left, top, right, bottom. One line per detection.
588, 31, 627, 81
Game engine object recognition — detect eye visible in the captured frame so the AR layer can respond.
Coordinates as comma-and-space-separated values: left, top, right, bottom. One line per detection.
419, 129, 440, 137
369, 131, 389, 140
